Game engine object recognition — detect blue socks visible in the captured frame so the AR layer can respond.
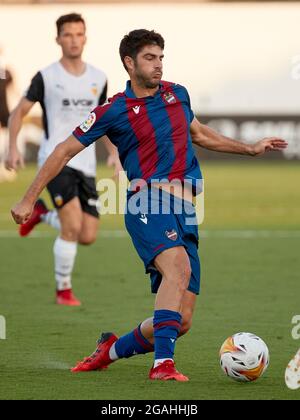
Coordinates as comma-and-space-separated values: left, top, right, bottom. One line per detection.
114, 324, 154, 358
113, 310, 182, 362
153, 309, 182, 360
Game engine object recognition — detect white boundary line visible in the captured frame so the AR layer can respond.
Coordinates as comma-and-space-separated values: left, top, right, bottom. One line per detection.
0, 230, 300, 239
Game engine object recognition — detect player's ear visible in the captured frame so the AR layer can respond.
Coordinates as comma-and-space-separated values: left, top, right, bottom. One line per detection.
124, 56, 134, 72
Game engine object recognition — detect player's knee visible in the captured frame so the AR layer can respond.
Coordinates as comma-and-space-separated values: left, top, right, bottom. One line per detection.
173, 260, 191, 292
171, 247, 191, 274
179, 319, 192, 337
78, 232, 97, 246
61, 223, 82, 242
180, 313, 193, 336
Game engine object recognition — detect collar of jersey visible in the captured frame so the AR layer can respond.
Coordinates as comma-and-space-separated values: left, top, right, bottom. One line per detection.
125, 80, 165, 99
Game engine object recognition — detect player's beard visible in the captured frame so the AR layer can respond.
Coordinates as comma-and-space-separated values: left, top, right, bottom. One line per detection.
135, 69, 162, 89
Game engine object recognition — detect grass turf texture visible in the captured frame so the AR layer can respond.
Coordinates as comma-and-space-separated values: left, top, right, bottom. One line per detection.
0, 161, 299, 400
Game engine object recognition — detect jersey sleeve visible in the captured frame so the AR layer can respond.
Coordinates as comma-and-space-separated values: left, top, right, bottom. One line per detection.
73, 100, 116, 147
179, 85, 195, 123
183, 86, 195, 123
25, 72, 44, 103
98, 81, 108, 106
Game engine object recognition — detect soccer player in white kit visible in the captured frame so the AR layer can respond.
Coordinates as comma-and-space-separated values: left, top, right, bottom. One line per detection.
6, 13, 121, 306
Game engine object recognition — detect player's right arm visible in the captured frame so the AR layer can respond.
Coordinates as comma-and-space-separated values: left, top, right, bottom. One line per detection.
6, 71, 44, 171
12, 98, 117, 224
6, 97, 35, 170
11, 135, 85, 225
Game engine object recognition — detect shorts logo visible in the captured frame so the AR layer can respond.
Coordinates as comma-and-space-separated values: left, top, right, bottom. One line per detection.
54, 195, 64, 207
139, 214, 148, 224
88, 198, 101, 213
80, 112, 96, 133
164, 92, 176, 104
165, 229, 178, 241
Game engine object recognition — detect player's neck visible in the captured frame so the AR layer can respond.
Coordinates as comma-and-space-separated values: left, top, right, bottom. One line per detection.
59, 57, 86, 77
130, 79, 159, 98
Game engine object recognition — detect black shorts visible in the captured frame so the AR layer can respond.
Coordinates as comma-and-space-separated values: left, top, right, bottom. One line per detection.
47, 166, 99, 218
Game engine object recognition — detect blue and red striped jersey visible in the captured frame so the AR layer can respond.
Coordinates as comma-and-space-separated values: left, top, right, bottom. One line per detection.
73, 80, 202, 193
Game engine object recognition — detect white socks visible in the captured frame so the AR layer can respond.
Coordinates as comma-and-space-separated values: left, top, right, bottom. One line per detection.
154, 358, 173, 368
53, 237, 78, 291
41, 210, 61, 231
109, 343, 119, 361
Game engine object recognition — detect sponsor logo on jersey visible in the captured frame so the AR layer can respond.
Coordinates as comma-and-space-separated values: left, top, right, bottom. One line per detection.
165, 229, 178, 241
62, 99, 94, 107
80, 112, 96, 133
54, 195, 64, 207
164, 92, 176, 104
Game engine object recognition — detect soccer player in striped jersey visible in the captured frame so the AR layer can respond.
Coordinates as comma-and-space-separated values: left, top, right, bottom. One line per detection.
11, 29, 287, 380
6, 13, 121, 306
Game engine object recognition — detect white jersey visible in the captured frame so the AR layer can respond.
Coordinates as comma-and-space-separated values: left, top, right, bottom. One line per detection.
25, 61, 107, 177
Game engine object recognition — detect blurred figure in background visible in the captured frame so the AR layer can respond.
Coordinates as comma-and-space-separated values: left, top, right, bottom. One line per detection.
6, 13, 122, 306
0, 47, 15, 182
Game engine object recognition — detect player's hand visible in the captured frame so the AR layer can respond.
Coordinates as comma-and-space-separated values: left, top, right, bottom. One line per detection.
106, 153, 124, 179
11, 200, 33, 225
5, 148, 25, 171
251, 138, 288, 156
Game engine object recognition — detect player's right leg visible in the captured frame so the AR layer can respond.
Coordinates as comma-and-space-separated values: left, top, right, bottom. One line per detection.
54, 197, 84, 306
146, 246, 191, 381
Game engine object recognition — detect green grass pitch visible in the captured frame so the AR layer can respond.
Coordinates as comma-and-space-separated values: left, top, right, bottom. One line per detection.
0, 161, 299, 400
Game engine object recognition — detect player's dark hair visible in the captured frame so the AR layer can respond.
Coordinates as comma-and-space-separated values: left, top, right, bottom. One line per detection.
56, 13, 86, 36
119, 29, 165, 72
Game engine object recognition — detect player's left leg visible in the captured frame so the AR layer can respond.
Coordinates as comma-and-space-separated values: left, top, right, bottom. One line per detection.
76, 170, 99, 245
0, 126, 16, 182
77, 212, 98, 245
138, 289, 197, 343
71, 286, 197, 374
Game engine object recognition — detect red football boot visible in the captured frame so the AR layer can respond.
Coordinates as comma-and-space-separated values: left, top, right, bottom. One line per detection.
149, 360, 189, 382
71, 332, 118, 372
56, 289, 81, 306
19, 199, 48, 237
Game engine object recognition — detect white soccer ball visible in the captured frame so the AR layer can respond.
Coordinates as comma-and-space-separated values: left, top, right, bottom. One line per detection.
219, 332, 270, 382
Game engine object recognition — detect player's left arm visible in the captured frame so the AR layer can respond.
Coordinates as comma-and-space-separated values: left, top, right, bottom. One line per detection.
190, 117, 288, 156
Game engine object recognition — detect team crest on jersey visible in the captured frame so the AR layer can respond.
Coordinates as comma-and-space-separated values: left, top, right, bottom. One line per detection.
91, 84, 98, 96
80, 112, 96, 133
164, 92, 176, 104
165, 229, 178, 241
54, 195, 64, 208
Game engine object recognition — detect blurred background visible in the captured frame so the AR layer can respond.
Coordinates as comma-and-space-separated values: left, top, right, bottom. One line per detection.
1, 0, 300, 161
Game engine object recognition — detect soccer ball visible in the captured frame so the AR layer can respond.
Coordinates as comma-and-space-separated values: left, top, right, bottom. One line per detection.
219, 332, 269, 382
